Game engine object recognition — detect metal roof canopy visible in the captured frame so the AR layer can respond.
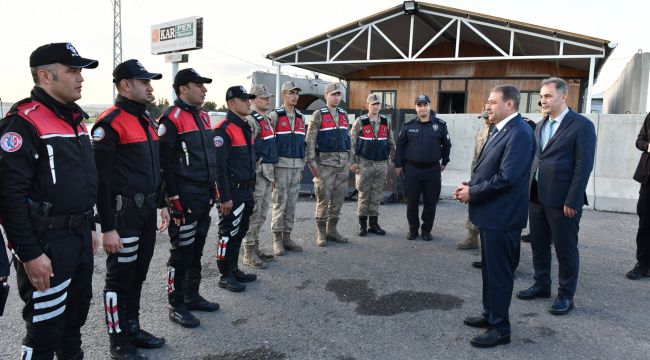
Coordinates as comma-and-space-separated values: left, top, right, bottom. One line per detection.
267, 1, 614, 111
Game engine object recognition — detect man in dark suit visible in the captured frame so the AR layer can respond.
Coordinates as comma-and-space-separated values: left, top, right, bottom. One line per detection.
455, 85, 535, 348
516, 77, 596, 316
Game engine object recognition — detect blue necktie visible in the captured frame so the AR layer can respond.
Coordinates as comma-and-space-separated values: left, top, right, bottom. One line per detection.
541, 119, 557, 150
485, 126, 498, 146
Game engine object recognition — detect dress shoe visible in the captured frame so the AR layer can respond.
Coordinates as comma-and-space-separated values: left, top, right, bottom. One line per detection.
549, 296, 574, 315
186, 294, 220, 312
406, 230, 418, 240
516, 285, 551, 300
218, 275, 246, 292
626, 262, 650, 280
471, 261, 482, 269
233, 268, 257, 283
168, 304, 200, 328
463, 315, 490, 328
421, 233, 433, 241
470, 328, 511, 348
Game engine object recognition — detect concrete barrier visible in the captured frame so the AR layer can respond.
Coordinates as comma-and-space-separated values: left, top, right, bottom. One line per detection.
439, 113, 647, 214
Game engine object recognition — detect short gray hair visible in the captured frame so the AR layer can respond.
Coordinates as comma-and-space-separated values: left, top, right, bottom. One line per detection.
30, 64, 58, 84
540, 77, 568, 95
492, 84, 521, 109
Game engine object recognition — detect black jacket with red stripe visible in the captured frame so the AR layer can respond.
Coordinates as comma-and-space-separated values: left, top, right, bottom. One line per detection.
0, 87, 97, 262
213, 111, 255, 203
158, 99, 217, 197
92, 95, 161, 232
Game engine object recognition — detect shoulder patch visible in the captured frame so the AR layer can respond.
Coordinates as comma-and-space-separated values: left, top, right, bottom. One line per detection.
92, 127, 106, 141
157, 123, 167, 137
1, 132, 23, 152
437, 118, 446, 124
213, 135, 224, 148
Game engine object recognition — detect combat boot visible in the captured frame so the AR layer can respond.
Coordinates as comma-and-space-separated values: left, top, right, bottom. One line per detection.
168, 303, 200, 328
232, 249, 257, 283
242, 244, 266, 269
109, 336, 147, 360
368, 216, 386, 235
316, 221, 327, 247
255, 243, 275, 261
127, 319, 165, 349
273, 231, 285, 256
283, 231, 303, 252
217, 259, 246, 292
357, 216, 368, 236
326, 218, 348, 243
457, 229, 479, 250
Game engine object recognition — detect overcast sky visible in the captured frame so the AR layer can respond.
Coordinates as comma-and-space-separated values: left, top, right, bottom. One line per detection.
0, 0, 648, 107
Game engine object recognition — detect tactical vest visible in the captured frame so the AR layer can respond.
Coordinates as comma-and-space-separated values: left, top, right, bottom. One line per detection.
215, 118, 255, 183
316, 107, 350, 153
274, 107, 305, 158
250, 110, 278, 164
11, 100, 97, 216
356, 115, 390, 161
160, 105, 217, 184
94, 106, 160, 197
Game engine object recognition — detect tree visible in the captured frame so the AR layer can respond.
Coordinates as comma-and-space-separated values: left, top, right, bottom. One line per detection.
146, 98, 169, 119
216, 104, 228, 112
203, 101, 217, 111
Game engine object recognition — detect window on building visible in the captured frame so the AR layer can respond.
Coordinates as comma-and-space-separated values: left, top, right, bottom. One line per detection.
437, 92, 466, 114
520, 92, 542, 113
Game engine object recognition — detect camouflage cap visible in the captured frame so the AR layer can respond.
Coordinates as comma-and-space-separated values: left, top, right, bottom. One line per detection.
281, 81, 301, 92
367, 94, 381, 105
250, 84, 273, 98
325, 83, 343, 95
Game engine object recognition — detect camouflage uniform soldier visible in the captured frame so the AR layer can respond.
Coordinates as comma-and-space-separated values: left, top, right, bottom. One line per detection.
458, 108, 492, 250
306, 83, 351, 246
268, 81, 305, 255
242, 85, 277, 268
349, 94, 395, 236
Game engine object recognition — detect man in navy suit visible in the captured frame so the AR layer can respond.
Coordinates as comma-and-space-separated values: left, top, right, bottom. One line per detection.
516, 77, 596, 316
455, 85, 534, 348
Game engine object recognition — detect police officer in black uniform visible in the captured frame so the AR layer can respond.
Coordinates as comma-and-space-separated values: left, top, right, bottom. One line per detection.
0, 42, 98, 360
395, 94, 451, 241
213, 86, 257, 292
92, 59, 169, 360
159, 68, 220, 328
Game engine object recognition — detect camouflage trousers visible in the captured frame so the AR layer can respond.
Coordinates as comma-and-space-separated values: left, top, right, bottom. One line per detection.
313, 163, 348, 222
355, 160, 387, 217
271, 166, 302, 233
243, 170, 273, 246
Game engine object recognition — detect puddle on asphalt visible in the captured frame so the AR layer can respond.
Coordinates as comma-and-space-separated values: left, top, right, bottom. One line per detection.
202, 347, 285, 360
325, 279, 463, 316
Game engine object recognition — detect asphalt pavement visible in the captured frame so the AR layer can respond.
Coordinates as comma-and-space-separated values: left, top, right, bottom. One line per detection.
0, 198, 648, 360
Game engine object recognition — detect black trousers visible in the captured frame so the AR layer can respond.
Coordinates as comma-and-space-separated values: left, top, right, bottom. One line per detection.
529, 201, 581, 299
17, 225, 93, 360
404, 164, 441, 233
166, 186, 211, 307
480, 228, 520, 335
104, 206, 157, 339
636, 184, 650, 266
216, 190, 253, 276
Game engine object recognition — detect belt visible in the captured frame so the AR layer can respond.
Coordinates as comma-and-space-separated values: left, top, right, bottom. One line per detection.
177, 182, 212, 194
115, 193, 158, 210
406, 161, 439, 169
230, 180, 255, 191
45, 209, 94, 230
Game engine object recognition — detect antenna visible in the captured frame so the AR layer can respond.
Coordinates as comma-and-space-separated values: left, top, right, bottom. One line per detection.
112, 0, 122, 100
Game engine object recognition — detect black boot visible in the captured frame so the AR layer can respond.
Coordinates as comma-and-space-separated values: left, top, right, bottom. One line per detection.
127, 319, 165, 349
368, 216, 386, 235
110, 335, 147, 360
407, 227, 418, 240
217, 258, 246, 292
168, 303, 200, 328
185, 294, 220, 312
358, 216, 368, 236
232, 247, 257, 283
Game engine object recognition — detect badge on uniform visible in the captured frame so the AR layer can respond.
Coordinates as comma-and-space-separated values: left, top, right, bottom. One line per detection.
214, 135, 224, 147
432, 124, 439, 131
365, 129, 371, 134
1, 132, 23, 152
157, 124, 166, 137
92, 127, 105, 142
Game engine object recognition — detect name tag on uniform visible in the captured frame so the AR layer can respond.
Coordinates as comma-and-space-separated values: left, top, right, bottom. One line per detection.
408, 129, 418, 133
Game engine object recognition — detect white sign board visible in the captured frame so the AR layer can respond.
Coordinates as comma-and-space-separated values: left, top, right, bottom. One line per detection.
151, 17, 202, 55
